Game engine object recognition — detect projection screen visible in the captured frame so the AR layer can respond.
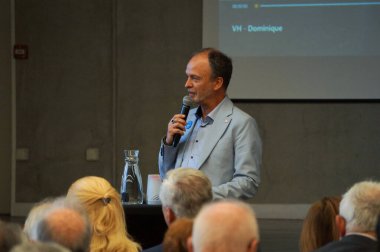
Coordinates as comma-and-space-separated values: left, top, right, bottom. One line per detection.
203, 0, 380, 99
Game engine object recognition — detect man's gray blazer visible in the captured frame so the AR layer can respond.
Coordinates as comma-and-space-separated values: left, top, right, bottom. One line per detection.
159, 97, 262, 199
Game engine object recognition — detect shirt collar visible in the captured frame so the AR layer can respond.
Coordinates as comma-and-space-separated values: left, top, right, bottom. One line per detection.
195, 96, 228, 123
196, 107, 213, 127
345, 232, 377, 241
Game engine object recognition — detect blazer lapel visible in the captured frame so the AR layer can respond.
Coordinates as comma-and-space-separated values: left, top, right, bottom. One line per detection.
196, 98, 233, 169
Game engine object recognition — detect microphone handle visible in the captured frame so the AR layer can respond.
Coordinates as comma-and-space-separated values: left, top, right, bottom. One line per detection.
173, 105, 190, 147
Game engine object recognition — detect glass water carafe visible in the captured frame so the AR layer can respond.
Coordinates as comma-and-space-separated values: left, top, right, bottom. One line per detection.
120, 149, 143, 204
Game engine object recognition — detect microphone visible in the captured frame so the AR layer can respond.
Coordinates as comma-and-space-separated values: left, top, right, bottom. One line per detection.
173, 95, 194, 147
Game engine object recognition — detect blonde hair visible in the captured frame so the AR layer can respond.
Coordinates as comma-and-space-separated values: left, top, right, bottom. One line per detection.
67, 176, 141, 252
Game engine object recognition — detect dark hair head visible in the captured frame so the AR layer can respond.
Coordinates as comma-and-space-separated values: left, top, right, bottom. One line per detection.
163, 218, 193, 252
191, 48, 233, 90
0, 220, 25, 251
299, 196, 341, 252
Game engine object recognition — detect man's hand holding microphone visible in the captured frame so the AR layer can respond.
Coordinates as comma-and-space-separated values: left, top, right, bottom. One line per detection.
165, 95, 194, 147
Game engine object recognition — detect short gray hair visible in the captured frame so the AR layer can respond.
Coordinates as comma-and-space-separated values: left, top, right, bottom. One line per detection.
339, 180, 380, 232
159, 168, 212, 218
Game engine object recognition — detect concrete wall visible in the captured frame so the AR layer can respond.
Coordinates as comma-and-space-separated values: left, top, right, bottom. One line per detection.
115, 0, 203, 192
0, 0, 11, 213
238, 101, 380, 203
15, 0, 114, 202
3, 0, 379, 214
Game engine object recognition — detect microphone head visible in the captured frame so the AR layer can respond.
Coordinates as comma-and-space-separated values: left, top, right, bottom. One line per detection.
183, 95, 196, 107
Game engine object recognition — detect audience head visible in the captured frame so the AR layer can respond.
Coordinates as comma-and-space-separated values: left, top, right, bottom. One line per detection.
0, 220, 26, 252
377, 215, 380, 252
27, 197, 91, 252
11, 241, 70, 252
159, 168, 212, 225
67, 176, 141, 252
24, 198, 54, 239
337, 180, 380, 237
191, 48, 233, 90
163, 218, 193, 252
189, 200, 259, 252
299, 196, 341, 252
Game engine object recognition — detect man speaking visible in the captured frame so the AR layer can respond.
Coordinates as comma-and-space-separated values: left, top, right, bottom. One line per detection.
158, 48, 262, 200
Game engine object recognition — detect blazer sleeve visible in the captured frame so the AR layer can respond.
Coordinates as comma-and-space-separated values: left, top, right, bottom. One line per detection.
212, 116, 262, 200
158, 137, 178, 180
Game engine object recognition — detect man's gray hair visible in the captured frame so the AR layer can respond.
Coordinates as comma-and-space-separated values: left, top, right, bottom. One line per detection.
159, 168, 213, 218
339, 180, 380, 232
29, 197, 91, 252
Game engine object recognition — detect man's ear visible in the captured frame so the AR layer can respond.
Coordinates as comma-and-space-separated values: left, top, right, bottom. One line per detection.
163, 206, 176, 225
247, 239, 258, 252
213, 77, 224, 91
162, 206, 175, 226
335, 215, 346, 237
187, 236, 194, 252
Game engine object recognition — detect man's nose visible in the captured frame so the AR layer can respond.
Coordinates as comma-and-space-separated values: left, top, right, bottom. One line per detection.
185, 78, 191, 88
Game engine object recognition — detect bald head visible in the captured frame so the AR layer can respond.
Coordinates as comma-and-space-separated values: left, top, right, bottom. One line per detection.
44, 209, 86, 248
189, 200, 259, 252
31, 198, 91, 252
